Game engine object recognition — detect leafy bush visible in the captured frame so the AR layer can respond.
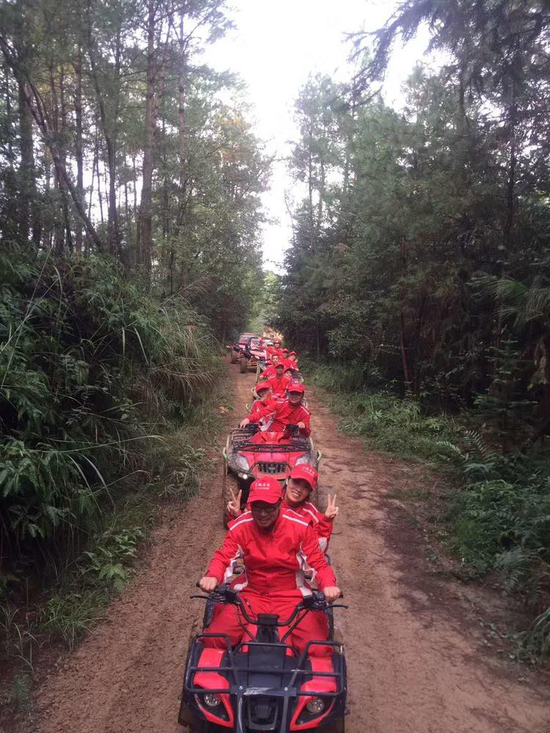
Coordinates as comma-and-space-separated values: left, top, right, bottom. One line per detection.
0, 244, 218, 580
309, 361, 458, 461
308, 359, 550, 656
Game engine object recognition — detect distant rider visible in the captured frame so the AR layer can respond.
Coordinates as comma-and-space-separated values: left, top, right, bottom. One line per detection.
240, 382, 311, 437
267, 361, 291, 396
262, 353, 281, 380
267, 338, 283, 360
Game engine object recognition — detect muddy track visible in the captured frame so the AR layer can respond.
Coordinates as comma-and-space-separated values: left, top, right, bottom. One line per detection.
16, 367, 550, 733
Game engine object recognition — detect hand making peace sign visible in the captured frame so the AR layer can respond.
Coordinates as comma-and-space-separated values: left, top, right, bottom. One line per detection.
324, 494, 339, 520
227, 486, 243, 519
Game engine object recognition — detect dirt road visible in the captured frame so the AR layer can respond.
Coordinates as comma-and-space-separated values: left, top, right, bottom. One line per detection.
18, 367, 550, 733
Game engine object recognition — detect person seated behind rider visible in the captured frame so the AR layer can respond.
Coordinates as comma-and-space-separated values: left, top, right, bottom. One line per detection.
240, 382, 311, 436
262, 353, 281, 380
267, 338, 283, 360
284, 365, 296, 381
250, 381, 274, 418
267, 361, 291, 396
227, 464, 338, 551
286, 351, 299, 369
199, 477, 341, 657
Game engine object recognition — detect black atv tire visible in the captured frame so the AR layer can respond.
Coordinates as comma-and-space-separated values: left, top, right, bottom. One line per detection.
230, 348, 238, 364
222, 464, 239, 528
240, 356, 248, 373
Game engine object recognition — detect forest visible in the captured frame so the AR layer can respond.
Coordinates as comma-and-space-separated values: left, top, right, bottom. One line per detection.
2, 0, 550, 707
278, 0, 550, 649
0, 0, 268, 630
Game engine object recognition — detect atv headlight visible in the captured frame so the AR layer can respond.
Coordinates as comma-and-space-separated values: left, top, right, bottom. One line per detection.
203, 693, 221, 708
305, 697, 325, 715
230, 453, 249, 472
295, 454, 313, 465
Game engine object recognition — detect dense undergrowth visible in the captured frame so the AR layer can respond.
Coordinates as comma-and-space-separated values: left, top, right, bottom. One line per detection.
0, 244, 224, 707
307, 360, 550, 659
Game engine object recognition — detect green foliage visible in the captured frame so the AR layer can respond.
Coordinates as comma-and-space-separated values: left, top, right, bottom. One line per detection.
0, 244, 217, 576
309, 361, 458, 462
309, 360, 550, 656
39, 589, 108, 651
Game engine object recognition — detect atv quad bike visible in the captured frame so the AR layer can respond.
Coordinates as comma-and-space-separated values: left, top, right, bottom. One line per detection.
179, 586, 347, 733
228, 333, 259, 365
222, 425, 320, 527
240, 337, 267, 374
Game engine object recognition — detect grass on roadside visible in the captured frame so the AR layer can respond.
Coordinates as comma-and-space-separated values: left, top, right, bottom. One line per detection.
307, 359, 550, 660
0, 370, 231, 711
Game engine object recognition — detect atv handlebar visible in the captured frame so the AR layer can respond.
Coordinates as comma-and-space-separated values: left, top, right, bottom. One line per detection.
193, 585, 347, 627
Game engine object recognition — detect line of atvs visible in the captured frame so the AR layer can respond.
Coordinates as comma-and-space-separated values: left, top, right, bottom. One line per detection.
178, 341, 348, 733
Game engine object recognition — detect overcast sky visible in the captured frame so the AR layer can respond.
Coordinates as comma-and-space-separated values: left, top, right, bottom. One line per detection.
203, 0, 429, 271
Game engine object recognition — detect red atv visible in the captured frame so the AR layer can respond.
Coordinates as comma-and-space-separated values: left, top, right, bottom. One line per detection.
239, 336, 267, 375
178, 586, 347, 732
228, 333, 259, 364
222, 425, 320, 527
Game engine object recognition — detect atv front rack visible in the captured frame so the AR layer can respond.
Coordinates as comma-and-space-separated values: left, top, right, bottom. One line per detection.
231, 440, 312, 453
187, 636, 344, 693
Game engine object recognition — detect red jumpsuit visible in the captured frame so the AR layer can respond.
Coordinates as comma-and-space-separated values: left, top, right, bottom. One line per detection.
249, 400, 311, 437
266, 346, 283, 360
229, 501, 334, 551
267, 374, 291, 397
203, 508, 336, 655
285, 503, 334, 551
262, 363, 280, 380
249, 396, 286, 426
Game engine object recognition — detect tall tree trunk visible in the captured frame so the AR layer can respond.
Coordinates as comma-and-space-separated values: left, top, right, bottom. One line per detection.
399, 237, 413, 391
307, 126, 315, 253
138, 1, 170, 274
2, 64, 18, 242
176, 16, 188, 233
87, 21, 121, 256
316, 146, 325, 240
59, 66, 73, 252
18, 78, 37, 243
94, 133, 104, 224
399, 312, 412, 391
73, 49, 85, 251
137, 0, 158, 282
0, 40, 104, 249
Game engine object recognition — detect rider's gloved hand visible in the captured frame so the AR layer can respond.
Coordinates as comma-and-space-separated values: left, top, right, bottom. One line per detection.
323, 586, 341, 604
240, 418, 250, 428
199, 576, 218, 593
297, 421, 306, 430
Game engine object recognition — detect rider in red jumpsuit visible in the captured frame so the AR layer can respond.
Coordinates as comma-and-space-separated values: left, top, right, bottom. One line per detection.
225, 465, 338, 551
284, 465, 337, 551
262, 353, 282, 380
250, 381, 273, 418
266, 339, 283, 360
267, 362, 291, 396
240, 382, 311, 437
199, 477, 341, 656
